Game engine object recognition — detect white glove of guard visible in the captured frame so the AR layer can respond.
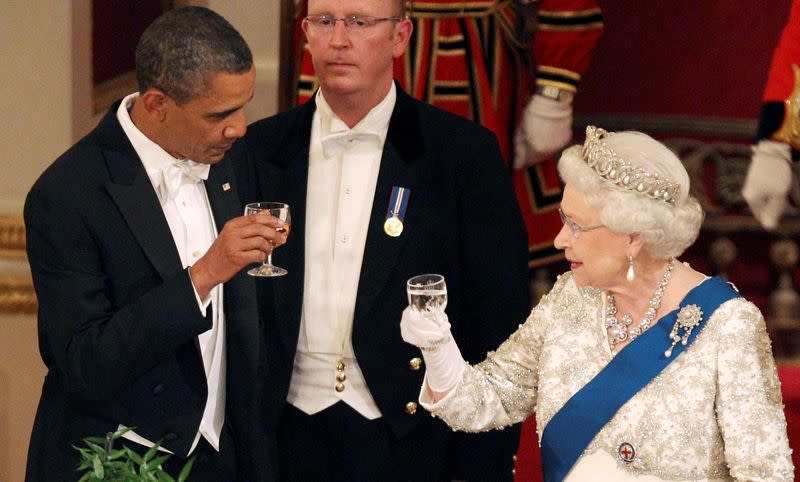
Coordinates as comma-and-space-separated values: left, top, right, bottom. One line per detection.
742, 140, 793, 231
513, 94, 573, 169
400, 306, 465, 393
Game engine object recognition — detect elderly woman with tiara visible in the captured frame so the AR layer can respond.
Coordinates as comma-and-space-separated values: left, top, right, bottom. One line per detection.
400, 126, 794, 481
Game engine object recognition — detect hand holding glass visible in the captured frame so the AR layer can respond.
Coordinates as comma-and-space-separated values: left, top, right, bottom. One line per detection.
407, 274, 448, 315
244, 202, 291, 277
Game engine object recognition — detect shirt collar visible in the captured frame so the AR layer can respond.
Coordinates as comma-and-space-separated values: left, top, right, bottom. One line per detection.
315, 82, 396, 139
116, 93, 210, 198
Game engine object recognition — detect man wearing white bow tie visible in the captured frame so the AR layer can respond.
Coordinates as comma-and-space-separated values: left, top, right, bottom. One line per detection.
24, 7, 282, 482
239, 0, 530, 480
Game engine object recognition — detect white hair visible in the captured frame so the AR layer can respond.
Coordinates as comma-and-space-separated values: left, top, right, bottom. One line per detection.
557, 130, 704, 259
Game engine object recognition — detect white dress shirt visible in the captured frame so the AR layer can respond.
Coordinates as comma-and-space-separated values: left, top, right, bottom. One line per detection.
115, 93, 226, 453
287, 84, 397, 419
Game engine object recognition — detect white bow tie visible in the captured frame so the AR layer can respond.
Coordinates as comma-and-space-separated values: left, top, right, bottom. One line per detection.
321, 131, 382, 158
159, 160, 210, 201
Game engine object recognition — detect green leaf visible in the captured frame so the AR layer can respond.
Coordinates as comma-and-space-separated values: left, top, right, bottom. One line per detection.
92, 455, 104, 478
159, 472, 177, 482
143, 443, 160, 462
103, 462, 123, 475
84, 440, 107, 456
149, 454, 171, 469
108, 448, 127, 460
76, 448, 93, 459
177, 455, 196, 482
110, 426, 134, 439
83, 436, 108, 445
125, 446, 145, 465
140, 470, 158, 481
74, 430, 188, 481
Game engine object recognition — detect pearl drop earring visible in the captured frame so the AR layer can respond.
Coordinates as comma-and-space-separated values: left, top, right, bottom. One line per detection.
626, 255, 635, 282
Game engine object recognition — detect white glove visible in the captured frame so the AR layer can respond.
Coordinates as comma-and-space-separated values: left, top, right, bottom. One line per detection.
513, 94, 573, 169
400, 307, 465, 392
742, 140, 793, 230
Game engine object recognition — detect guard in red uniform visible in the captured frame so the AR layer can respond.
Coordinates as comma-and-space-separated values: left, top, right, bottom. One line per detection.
743, 0, 800, 230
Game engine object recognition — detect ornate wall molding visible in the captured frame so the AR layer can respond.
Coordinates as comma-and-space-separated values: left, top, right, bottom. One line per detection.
0, 215, 35, 314
0, 277, 36, 314
0, 215, 25, 258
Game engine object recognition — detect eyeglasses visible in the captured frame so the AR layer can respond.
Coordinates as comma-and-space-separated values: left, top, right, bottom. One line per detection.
304, 14, 402, 35
558, 208, 604, 239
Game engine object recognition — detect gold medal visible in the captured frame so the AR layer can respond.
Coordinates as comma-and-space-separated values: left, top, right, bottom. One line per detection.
384, 186, 409, 237
384, 216, 403, 237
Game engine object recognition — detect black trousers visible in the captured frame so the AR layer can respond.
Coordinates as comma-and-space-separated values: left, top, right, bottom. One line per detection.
278, 402, 451, 482
158, 425, 237, 482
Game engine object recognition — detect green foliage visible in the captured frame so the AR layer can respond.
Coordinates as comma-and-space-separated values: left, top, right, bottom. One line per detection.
74, 428, 195, 482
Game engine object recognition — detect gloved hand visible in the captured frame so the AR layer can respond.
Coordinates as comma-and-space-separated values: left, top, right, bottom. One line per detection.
742, 140, 793, 230
400, 307, 465, 392
513, 94, 573, 169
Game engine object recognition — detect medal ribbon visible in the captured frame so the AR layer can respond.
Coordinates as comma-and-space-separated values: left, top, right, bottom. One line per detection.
385, 186, 410, 224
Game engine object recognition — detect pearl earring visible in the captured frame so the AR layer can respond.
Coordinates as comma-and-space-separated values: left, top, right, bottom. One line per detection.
626, 255, 635, 282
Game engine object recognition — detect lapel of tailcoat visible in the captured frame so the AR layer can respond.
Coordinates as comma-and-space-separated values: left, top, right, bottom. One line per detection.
100, 108, 184, 280
352, 89, 424, 326
270, 103, 312, 353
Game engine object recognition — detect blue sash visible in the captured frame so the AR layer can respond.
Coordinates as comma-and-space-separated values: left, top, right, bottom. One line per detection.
540, 276, 739, 482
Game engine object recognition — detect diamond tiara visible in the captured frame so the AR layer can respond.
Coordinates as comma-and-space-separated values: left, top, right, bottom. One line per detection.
581, 126, 680, 205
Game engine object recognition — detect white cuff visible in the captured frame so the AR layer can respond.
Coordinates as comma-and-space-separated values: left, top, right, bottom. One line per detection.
188, 268, 212, 316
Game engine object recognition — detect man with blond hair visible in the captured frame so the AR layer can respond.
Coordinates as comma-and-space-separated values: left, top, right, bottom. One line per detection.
240, 0, 529, 479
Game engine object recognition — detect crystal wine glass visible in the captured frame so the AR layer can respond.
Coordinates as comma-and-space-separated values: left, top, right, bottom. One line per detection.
244, 202, 291, 277
406, 274, 448, 315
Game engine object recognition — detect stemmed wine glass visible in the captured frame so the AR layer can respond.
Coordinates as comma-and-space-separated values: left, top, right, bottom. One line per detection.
406, 274, 448, 315
244, 202, 291, 277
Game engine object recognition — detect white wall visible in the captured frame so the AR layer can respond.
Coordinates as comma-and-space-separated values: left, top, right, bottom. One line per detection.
0, 2, 74, 215
207, 0, 283, 122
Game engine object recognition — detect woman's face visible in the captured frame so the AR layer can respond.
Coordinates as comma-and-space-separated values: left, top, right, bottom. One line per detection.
554, 184, 631, 289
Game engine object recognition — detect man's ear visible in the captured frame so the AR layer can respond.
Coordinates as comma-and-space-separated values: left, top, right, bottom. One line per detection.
139, 88, 170, 121
300, 17, 310, 41
391, 18, 413, 58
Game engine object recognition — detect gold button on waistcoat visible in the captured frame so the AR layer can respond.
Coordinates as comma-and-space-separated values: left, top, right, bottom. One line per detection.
409, 357, 422, 371
405, 402, 417, 415
334, 359, 346, 392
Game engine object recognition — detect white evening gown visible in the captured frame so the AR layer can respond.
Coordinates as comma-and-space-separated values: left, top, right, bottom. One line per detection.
420, 272, 794, 481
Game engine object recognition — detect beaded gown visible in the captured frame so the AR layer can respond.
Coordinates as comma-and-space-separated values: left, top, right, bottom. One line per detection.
421, 272, 795, 481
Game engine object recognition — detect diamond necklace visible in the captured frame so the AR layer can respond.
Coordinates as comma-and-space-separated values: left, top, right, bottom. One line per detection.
605, 258, 675, 351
